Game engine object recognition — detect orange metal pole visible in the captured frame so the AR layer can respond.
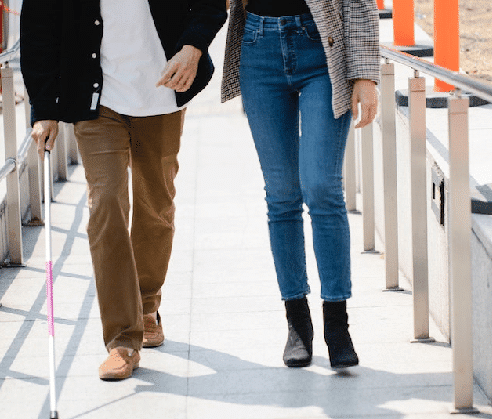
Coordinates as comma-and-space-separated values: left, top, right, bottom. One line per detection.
393, 0, 415, 46
376, 0, 385, 10
434, 0, 460, 92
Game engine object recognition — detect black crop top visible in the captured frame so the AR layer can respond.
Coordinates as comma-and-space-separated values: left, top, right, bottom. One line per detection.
246, 0, 310, 17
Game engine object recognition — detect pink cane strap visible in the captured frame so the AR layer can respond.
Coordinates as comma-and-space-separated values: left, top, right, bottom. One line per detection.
46, 261, 55, 337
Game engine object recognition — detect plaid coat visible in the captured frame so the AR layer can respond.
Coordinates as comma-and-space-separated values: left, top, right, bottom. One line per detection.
221, 0, 380, 119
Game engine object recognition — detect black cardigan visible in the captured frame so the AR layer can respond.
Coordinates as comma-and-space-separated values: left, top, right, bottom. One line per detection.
20, 0, 227, 125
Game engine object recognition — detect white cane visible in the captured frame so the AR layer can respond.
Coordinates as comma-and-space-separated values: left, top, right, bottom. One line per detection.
44, 150, 59, 419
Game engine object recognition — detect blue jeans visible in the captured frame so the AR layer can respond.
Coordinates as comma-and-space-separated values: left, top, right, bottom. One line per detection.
240, 12, 352, 302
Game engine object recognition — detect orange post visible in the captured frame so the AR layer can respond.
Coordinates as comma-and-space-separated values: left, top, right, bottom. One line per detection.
376, 0, 385, 10
434, 0, 459, 92
393, 0, 415, 46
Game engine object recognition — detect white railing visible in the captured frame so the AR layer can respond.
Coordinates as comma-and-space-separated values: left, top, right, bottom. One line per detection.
0, 41, 78, 266
345, 45, 492, 413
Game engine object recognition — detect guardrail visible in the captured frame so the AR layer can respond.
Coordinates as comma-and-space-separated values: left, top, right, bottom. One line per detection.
345, 45, 492, 413
380, 47, 477, 413
1, 38, 27, 266
0, 39, 78, 267
381, 45, 492, 102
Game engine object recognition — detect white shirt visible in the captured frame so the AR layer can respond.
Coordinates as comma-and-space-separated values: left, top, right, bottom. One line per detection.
99, 0, 182, 116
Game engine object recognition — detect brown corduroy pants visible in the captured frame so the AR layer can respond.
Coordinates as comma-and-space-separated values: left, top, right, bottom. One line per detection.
74, 106, 184, 352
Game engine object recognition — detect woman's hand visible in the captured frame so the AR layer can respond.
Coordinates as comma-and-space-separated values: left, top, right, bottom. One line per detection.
156, 45, 202, 93
31, 120, 59, 160
351, 79, 378, 129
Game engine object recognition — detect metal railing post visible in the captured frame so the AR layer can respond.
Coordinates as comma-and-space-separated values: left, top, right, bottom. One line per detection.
408, 74, 432, 340
361, 123, 376, 251
448, 94, 475, 412
27, 140, 43, 224
55, 122, 68, 181
1, 64, 23, 265
24, 89, 43, 225
65, 123, 79, 165
24, 86, 31, 128
345, 122, 357, 212
380, 61, 401, 289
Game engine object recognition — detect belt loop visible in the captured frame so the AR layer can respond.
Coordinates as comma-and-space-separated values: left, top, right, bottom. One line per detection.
259, 16, 264, 36
295, 14, 302, 27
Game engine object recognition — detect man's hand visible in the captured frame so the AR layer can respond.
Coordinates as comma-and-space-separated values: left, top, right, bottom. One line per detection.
351, 79, 378, 129
31, 120, 59, 160
156, 45, 202, 93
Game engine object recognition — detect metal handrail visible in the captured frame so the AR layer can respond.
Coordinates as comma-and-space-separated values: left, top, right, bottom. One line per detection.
17, 132, 33, 166
0, 39, 23, 185
380, 45, 492, 103
0, 36, 76, 265
0, 39, 20, 64
0, 158, 16, 181
0, 37, 29, 265
0, 132, 34, 183
0, 39, 23, 182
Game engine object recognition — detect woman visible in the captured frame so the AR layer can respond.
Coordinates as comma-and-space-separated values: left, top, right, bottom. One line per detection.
221, 0, 379, 368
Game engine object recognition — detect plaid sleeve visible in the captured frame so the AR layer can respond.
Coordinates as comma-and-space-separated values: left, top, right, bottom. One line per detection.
343, 0, 380, 83
221, 0, 246, 102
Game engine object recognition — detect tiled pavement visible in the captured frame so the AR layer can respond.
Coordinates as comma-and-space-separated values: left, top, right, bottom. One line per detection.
1, 20, 492, 419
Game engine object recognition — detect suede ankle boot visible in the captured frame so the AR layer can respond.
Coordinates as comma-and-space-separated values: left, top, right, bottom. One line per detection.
323, 300, 359, 368
283, 297, 313, 367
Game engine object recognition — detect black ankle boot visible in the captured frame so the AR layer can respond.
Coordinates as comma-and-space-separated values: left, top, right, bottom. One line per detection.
323, 300, 359, 368
283, 297, 313, 367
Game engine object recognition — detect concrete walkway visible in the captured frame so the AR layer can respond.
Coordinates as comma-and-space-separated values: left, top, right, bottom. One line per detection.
1, 20, 492, 419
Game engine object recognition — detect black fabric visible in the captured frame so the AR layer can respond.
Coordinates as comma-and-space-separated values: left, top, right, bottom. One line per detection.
246, 0, 310, 17
20, 0, 227, 125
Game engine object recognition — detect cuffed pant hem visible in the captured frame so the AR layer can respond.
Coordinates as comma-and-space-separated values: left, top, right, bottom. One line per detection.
320, 293, 351, 302
281, 291, 311, 301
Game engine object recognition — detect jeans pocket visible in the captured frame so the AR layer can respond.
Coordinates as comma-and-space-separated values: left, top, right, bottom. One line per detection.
242, 27, 259, 45
302, 22, 321, 41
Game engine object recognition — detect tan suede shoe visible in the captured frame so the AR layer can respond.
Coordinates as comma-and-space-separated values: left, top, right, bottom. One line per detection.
143, 312, 165, 348
99, 347, 140, 381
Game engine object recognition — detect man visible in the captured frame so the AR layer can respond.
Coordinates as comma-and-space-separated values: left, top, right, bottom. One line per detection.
20, 0, 226, 380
